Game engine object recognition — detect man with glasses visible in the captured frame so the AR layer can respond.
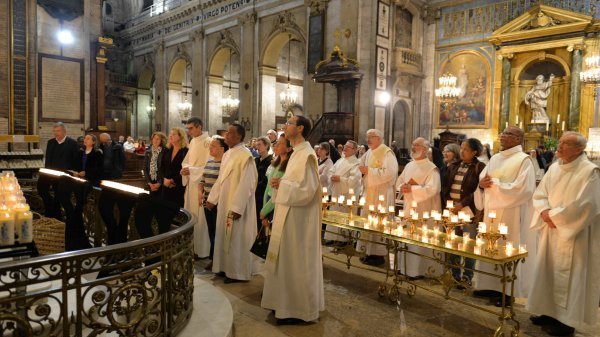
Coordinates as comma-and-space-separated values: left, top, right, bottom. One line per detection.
473, 126, 537, 307
262, 115, 325, 325
527, 132, 600, 336
180, 117, 212, 259
324, 140, 362, 246
396, 137, 441, 278
356, 129, 398, 266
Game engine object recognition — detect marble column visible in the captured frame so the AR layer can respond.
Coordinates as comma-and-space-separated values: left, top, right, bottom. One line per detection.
154, 40, 165, 132
239, 13, 257, 137
499, 55, 512, 131
568, 46, 583, 131
258, 66, 278, 135
191, 29, 206, 123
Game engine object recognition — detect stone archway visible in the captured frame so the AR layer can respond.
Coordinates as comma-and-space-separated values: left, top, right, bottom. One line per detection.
259, 29, 306, 134
207, 47, 240, 133
167, 58, 192, 131
392, 100, 411, 148
136, 66, 154, 139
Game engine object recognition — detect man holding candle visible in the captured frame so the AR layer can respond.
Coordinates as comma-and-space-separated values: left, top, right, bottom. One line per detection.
356, 129, 398, 266
527, 132, 600, 336
473, 126, 536, 307
396, 137, 441, 278
324, 140, 362, 246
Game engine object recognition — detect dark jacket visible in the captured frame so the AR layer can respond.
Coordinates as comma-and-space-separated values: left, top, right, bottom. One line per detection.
440, 158, 486, 214
75, 148, 104, 186
255, 154, 273, 208
45, 137, 78, 171
101, 140, 125, 179
161, 147, 188, 207
143, 145, 166, 184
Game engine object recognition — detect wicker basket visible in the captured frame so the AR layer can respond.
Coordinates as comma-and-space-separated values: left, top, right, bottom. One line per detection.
32, 212, 65, 256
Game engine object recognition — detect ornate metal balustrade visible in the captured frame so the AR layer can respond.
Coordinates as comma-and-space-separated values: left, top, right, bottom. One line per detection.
0, 193, 195, 337
395, 47, 422, 72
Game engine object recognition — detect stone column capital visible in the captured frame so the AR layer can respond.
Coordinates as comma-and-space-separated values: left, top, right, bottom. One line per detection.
305, 0, 329, 15
567, 44, 585, 52
239, 12, 257, 25
192, 28, 205, 41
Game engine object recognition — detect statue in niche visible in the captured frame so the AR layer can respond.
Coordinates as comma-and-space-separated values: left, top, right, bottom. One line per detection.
524, 74, 555, 123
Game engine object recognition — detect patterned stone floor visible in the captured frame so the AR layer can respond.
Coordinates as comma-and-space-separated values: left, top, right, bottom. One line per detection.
192, 248, 600, 337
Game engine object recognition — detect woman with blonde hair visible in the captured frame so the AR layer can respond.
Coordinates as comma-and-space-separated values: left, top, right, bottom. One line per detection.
160, 127, 189, 220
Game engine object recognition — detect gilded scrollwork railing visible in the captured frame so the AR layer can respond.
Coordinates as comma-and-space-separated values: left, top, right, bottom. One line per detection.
0, 199, 195, 337
322, 211, 526, 337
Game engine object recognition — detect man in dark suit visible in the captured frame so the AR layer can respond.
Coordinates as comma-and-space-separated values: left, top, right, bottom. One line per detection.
38, 122, 79, 219
99, 133, 125, 180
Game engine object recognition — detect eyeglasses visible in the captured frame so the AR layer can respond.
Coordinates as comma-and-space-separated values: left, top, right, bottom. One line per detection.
499, 132, 519, 138
284, 122, 296, 126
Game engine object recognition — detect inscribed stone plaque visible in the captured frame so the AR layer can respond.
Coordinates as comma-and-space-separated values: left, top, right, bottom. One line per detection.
307, 14, 324, 74
40, 55, 83, 122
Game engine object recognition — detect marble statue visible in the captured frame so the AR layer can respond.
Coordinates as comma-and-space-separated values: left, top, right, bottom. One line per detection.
524, 74, 555, 123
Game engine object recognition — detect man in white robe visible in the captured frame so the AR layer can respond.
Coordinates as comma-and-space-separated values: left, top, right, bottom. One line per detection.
396, 137, 441, 278
527, 132, 600, 336
324, 140, 362, 244
356, 129, 398, 266
262, 115, 324, 324
180, 117, 212, 258
206, 123, 257, 283
473, 126, 536, 306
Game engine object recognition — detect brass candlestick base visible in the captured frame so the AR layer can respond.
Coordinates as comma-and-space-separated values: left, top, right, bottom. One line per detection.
476, 231, 506, 255
321, 201, 333, 217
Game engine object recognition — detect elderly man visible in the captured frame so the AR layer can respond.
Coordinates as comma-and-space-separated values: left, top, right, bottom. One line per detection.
38, 122, 79, 219
324, 140, 362, 245
266, 129, 278, 154
180, 117, 212, 259
206, 123, 257, 283
396, 137, 441, 278
527, 132, 600, 336
262, 115, 324, 324
99, 133, 125, 180
473, 126, 536, 307
356, 129, 398, 266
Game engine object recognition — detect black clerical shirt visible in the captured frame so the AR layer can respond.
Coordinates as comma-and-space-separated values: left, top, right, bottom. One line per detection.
45, 137, 78, 171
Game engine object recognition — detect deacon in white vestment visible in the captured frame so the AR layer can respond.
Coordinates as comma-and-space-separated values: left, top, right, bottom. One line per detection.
324, 140, 362, 242
317, 142, 334, 190
527, 132, 600, 335
473, 126, 536, 300
206, 124, 257, 282
396, 137, 441, 277
356, 129, 398, 265
180, 117, 212, 258
262, 115, 324, 323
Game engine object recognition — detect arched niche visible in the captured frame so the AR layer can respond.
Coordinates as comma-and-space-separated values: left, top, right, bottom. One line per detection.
259, 30, 306, 134
167, 58, 192, 131
392, 99, 411, 148
136, 66, 155, 139
207, 47, 241, 131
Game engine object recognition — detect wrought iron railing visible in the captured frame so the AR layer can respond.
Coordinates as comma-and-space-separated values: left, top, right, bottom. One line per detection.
0, 191, 195, 336
395, 47, 422, 71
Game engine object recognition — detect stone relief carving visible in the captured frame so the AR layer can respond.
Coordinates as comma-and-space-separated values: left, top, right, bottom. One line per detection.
217, 30, 240, 54
270, 11, 303, 37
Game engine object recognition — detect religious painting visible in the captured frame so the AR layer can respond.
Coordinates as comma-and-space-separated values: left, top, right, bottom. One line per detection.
376, 47, 388, 90
436, 51, 491, 129
377, 2, 390, 38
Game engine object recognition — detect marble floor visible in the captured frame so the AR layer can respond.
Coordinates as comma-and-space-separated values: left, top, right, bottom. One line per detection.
190, 249, 600, 337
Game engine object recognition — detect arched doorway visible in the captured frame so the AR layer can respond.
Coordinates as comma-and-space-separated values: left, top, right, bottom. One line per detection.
167, 58, 192, 131
259, 32, 305, 134
392, 100, 410, 148
207, 47, 240, 133
137, 66, 154, 140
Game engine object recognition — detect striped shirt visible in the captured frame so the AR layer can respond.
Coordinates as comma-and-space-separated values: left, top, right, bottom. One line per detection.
449, 164, 470, 202
200, 159, 221, 199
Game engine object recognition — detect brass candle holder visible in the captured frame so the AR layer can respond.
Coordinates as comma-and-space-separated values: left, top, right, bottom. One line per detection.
476, 216, 506, 256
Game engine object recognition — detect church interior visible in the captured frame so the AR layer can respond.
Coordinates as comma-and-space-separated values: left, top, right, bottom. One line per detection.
0, 0, 599, 336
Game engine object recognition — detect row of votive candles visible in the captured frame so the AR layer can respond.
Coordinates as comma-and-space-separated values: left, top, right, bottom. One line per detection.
0, 171, 33, 245
345, 219, 526, 256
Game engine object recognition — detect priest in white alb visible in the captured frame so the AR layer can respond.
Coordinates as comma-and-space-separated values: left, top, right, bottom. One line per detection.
527, 132, 600, 337
324, 140, 362, 245
473, 126, 536, 307
396, 137, 441, 278
205, 123, 257, 283
180, 117, 212, 258
356, 129, 398, 266
262, 115, 324, 325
